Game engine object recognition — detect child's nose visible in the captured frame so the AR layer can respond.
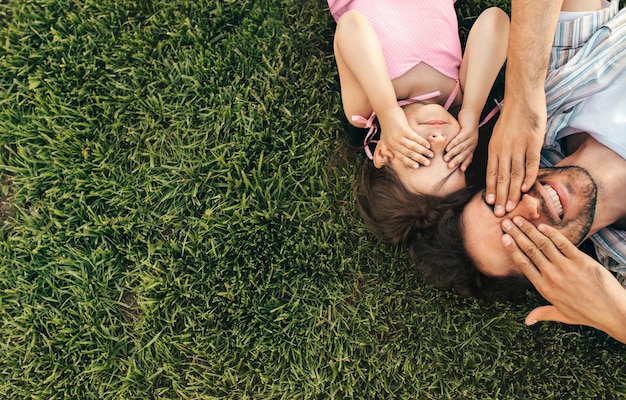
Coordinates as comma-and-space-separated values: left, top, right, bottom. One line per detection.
428, 132, 445, 141
427, 133, 447, 149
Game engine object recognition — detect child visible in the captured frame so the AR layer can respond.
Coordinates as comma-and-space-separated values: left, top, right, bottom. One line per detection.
330, 0, 509, 196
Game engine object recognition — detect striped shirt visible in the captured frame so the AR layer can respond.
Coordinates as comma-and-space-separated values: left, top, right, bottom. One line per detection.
541, 0, 626, 286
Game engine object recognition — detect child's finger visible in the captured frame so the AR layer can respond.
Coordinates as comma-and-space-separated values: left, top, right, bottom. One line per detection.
401, 138, 434, 159
446, 149, 472, 170
397, 151, 431, 168
445, 137, 461, 154
443, 142, 461, 162
444, 138, 472, 163
391, 141, 435, 168
459, 153, 473, 172
400, 130, 431, 147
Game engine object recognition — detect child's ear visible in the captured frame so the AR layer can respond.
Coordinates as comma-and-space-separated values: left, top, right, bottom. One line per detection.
373, 141, 394, 169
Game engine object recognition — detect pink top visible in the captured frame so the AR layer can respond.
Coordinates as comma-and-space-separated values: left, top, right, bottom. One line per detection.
328, 0, 462, 80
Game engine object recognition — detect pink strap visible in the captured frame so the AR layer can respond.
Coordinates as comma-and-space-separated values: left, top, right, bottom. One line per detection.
351, 113, 379, 160
478, 99, 503, 128
354, 85, 472, 160
398, 90, 441, 107
443, 80, 460, 110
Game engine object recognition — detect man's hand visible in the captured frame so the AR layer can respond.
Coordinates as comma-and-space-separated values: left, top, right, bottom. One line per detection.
485, 99, 546, 216
500, 216, 626, 343
444, 108, 479, 172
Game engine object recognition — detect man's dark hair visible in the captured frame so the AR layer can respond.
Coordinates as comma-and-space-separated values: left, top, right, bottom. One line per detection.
354, 160, 531, 301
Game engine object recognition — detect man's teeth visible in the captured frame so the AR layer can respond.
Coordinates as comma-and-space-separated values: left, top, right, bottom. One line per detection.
543, 184, 563, 218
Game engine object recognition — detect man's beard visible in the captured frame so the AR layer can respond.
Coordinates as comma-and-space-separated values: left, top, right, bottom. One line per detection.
535, 166, 597, 245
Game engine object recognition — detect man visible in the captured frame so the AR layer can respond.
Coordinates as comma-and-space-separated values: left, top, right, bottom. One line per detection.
410, 0, 626, 343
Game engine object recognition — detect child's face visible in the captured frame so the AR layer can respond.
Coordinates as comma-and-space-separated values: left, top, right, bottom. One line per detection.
386, 102, 466, 195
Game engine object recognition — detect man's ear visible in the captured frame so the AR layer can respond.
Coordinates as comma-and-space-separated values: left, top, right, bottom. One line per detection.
373, 141, 394, 168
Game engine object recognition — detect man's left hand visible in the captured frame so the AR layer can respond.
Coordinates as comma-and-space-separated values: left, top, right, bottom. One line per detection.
500, 216, 626, 343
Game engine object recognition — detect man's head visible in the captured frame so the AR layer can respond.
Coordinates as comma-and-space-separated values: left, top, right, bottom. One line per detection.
462, 166, 598, 277
403, 185, 532, 300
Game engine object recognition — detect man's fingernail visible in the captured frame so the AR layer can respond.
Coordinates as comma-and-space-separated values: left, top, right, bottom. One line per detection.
502, 219, 513, 230
494, 205, 504, 215
485, 194, 495, 204
506, 201, 515, 211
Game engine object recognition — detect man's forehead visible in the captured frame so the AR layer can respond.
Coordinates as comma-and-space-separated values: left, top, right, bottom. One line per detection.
462, 190, 520, 277
461, 191, 489, 241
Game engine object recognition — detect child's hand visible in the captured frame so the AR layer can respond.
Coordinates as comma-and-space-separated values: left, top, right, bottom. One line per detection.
378, 108, 433, 169
444, 109, 478, 172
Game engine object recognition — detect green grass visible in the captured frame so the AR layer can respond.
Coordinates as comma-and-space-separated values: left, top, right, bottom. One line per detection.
1, 0, 625, 398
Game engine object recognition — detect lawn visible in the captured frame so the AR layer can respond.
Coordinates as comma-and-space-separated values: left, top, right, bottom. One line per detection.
1, 0, 625, 398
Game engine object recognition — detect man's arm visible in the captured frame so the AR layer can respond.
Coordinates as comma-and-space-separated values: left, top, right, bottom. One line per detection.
501, 217, 626, 344
485, 1, 563, 217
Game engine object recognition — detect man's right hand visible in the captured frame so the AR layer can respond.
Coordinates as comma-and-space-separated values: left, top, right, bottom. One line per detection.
485, 97, 546, 216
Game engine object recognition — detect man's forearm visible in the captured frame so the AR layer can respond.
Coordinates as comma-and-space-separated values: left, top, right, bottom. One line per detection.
600, 285, 626, 344
506, 1, 563, 97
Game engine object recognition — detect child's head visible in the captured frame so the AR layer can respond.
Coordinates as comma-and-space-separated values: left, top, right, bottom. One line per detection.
354, 158, 472, 247
367, 102, 466, 196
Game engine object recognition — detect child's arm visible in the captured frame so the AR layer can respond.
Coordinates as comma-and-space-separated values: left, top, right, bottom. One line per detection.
333, 10, 433, 169
445, 7, 510, 172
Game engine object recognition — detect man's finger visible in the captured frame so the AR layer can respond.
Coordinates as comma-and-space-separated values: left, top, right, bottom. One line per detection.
485, 154, 499, 205
505, 155, 526, 212
494, 160, 512, 217
536, 224, 581, 259
502, 221, 549, 266
510, 217, 563, 262
521, 151, 541, 192
501, 232, 542, 283
526, 305, 576, 326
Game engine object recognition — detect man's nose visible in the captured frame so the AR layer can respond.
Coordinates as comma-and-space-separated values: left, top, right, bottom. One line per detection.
509, 193, 541, 220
